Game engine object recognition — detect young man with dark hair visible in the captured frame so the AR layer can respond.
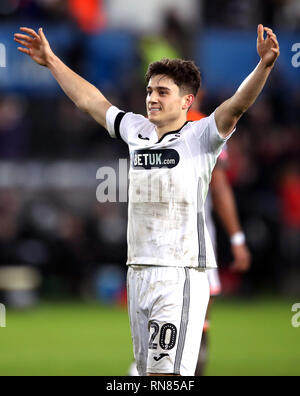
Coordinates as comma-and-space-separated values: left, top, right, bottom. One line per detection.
146, 58, 201, 96
14, 24, 279, 376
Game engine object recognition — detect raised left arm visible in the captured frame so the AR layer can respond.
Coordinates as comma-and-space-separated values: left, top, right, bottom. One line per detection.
215, 24, 280, 137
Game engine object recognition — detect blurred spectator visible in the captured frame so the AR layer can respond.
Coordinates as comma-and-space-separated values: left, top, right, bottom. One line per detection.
105, 0, 198, 34
0, 213, 20, 265
0, 96, 30, 159
67, 0, 106, 34
139, 34, 180, 79
277, 162, 300, 295
0, 189, 49, 306
203, 0, 262, 28
56, 97, 102, 158
273, 0, 300, 30
202, 0, 300, 29
92, 202, 127, 265
0, 188, 21, 217
0, 189, 50, 269
139, 10, 190, 83
278, 162, 300, 249
0, 0, 69, 21
50, 211, 99, 296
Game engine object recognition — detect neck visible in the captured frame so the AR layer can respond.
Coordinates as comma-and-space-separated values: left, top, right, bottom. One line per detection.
155, 116, 187, 140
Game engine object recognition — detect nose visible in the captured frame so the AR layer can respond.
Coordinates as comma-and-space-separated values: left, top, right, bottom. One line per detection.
148, 91, 158, 103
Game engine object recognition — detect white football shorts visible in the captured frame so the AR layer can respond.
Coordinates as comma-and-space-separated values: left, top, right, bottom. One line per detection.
127, 265, 210, 376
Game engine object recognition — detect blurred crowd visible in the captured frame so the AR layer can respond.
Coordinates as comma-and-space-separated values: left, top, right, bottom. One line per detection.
1, 0, 300, 31
204, 0, 300, 30
0, 0, 299, 305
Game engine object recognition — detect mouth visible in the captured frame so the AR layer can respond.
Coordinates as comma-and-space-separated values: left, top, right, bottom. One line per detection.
148, 108, 162, 114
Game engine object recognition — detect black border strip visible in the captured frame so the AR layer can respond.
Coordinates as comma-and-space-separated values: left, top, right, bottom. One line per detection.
114, 112, 125, 140
174, 268, 190, 374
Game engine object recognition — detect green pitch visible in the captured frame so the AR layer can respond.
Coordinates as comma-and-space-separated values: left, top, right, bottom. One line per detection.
0, 297, 299, 376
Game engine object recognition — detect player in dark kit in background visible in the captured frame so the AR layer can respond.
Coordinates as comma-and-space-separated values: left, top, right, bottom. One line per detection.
14, 24, 279, 375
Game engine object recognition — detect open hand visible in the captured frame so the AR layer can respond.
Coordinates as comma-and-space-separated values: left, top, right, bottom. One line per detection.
257, 24, 280, 68
14, 27, 53, 67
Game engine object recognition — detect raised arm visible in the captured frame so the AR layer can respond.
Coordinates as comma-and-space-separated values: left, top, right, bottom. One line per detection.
14, 27, 111, 128
215, 24, 280, 137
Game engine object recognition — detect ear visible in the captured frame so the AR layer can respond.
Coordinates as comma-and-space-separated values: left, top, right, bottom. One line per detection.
182, 94, 194, 110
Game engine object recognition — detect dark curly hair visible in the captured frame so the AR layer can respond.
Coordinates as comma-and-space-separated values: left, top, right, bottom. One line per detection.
146, 58, 201, 96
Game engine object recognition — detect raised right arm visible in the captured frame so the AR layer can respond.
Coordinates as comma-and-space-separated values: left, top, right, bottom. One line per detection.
14, 27, 111, 129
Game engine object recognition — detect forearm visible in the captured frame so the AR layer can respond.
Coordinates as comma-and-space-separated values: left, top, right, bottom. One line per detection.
47, 53, 111, 127
228, 60, 273, 116
210, 169, 242, 236
215, 60, 273, 135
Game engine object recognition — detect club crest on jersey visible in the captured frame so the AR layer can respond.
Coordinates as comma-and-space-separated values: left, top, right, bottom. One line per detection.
133, 149, 180, 169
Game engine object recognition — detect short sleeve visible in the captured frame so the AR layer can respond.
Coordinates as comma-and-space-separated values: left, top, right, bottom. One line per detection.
193, 111, 235, 157
106, 105, 150, 145
105, 105, 126, 140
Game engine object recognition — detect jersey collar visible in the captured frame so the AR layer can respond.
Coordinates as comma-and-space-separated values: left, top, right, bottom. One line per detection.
155, 121, 190, 144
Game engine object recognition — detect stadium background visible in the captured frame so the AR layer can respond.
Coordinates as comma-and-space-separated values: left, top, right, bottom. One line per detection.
0, 0, 299, 376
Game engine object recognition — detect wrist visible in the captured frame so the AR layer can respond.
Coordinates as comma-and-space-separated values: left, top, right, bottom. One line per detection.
230, 231, 246, 246
46, 51, 57, 69
259, 58, 275, 70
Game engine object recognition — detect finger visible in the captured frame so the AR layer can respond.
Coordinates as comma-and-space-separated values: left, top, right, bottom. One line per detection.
266, 31, 277, 39
14, 33, 33, 42
14, 38, 31, 48
38, 28, 48, 44
267, 33, 279, 47
264, 27, 273, 34
271, 48, 280, 56
265, 31, 279, 46
270, 36, 279, 48
19, 27, 39, 39
266, 31, 277, 40
17, 47, 30, 55
257, 24, 264, 43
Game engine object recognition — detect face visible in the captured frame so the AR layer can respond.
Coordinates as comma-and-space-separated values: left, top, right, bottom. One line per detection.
146, 75, 193, 127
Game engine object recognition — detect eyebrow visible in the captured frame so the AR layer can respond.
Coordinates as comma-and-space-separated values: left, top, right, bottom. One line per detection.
146, 86, 171, 91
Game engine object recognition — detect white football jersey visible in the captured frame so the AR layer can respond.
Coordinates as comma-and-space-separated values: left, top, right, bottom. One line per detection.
106, 106, 234, 269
